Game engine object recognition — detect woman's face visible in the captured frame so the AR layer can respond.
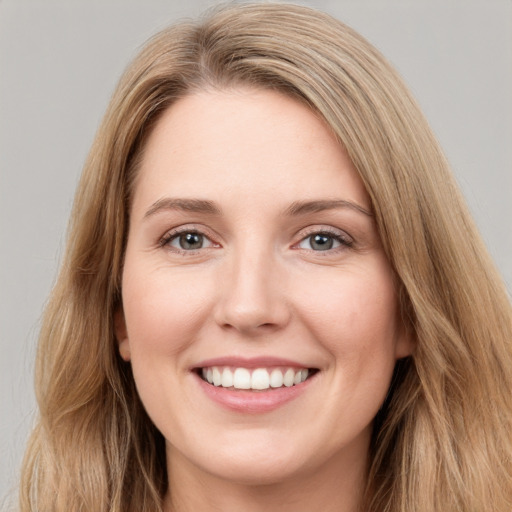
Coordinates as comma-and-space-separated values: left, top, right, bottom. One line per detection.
117, 88, 412, 486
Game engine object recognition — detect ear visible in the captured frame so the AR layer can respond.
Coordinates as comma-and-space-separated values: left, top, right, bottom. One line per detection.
394, 313, 416, 360
394, 331, 415, 360
393, 287, 416, 360
114, 308, 131, 361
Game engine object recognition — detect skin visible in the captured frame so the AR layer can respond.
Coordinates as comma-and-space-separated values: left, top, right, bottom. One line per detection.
116, 88, 413, 512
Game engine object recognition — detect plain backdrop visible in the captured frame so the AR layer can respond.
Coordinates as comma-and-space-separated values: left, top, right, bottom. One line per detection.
1, 0, 511, 502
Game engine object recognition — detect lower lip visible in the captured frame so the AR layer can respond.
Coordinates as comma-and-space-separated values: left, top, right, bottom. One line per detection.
194, 372, 316, 413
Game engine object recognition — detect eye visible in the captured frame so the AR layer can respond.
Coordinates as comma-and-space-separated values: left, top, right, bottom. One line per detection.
297, 230, 352, 251
161, 230, 216, 251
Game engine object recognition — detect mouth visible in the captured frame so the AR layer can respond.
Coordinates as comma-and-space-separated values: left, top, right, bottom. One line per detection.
196, 366, 319, 391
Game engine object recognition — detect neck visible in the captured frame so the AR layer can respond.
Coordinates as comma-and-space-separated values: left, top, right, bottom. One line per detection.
164, 446, 367, 512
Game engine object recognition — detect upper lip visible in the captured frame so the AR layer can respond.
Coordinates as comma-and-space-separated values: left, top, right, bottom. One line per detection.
193, 356, 314, 370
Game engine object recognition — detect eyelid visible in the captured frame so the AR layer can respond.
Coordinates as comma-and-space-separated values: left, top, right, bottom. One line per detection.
158, 224, 221, 252
157, 223, 353, 254
292, 225, 354, 251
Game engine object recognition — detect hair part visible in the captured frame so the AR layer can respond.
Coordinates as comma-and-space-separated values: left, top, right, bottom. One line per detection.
20, 3, 512, 512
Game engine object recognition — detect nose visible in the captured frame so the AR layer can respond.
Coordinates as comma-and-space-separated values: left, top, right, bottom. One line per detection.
213, 246, 291, 336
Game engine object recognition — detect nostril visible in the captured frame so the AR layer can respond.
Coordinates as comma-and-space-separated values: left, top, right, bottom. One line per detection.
213, 271, 291, 333
219, 318, 283, 334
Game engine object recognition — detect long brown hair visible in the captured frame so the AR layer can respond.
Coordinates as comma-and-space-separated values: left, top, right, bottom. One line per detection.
20, 3, 512, 511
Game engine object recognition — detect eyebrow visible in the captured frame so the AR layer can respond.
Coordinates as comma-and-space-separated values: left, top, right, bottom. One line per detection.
144, 198, 221, 218
143, 197, 372, 220
284, 199, 373, 217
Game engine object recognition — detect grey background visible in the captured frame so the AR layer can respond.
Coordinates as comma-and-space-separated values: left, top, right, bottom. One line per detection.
1, 0, 511, 502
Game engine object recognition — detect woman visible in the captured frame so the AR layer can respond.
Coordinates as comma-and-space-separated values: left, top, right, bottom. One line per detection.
19, 3, 512, 511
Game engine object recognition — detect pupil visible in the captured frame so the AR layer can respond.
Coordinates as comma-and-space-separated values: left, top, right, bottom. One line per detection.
180, 232, 203, 250
311, 234, 333, 251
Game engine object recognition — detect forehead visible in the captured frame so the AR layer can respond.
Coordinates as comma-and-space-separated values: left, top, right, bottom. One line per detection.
132, 87, 369, 213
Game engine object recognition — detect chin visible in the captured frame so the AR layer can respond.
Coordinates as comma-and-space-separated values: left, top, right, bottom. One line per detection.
169, 428, 316, 486
204, 453, 309, 486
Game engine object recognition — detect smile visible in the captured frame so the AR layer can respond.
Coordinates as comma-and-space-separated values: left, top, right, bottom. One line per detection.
200, 366, 312, 390
193, 359, 319, 413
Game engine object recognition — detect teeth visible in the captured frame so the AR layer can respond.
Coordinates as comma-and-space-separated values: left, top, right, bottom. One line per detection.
233, 368, 251, 389
283, 368, 295, 387
270, 368, 284, 388
251, 368, 269, 390
221, 367, 233, 387
212, 367, 222, 386
201, 366, 310, 390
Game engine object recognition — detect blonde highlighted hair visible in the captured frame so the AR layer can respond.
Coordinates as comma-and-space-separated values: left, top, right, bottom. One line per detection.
20, 3, 512, 511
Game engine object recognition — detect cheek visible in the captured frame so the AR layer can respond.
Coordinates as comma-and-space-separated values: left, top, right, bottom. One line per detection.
300, 269, 399, 347
295, 264, 401, 390
120, 263, 218, 436
121, 262, 216, 359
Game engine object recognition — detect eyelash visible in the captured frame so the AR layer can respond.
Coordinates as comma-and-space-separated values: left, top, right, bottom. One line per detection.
158, 226, 217, 254
158, 226, 353, 254
294, 227, 353, 253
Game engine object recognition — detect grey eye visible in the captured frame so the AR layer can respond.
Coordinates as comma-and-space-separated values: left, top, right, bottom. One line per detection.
169, 232, 212, 250
308, 234, 336, 251
297, 232, 349, 251
179, 233, 203, 250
